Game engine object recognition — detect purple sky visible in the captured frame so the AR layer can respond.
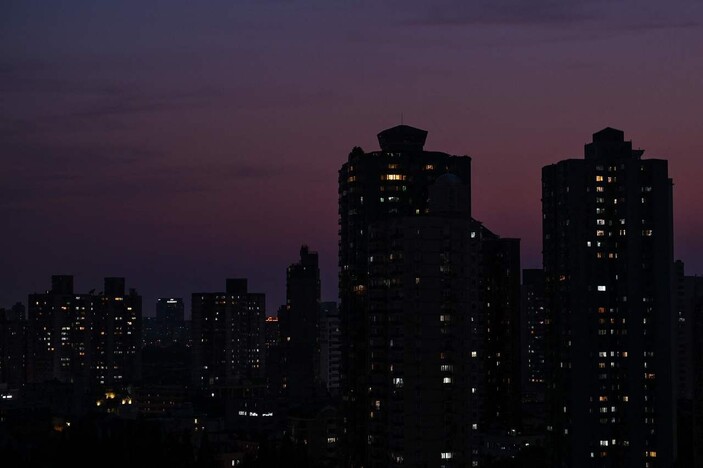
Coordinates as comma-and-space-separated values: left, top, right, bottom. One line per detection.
2, 0, 702, 316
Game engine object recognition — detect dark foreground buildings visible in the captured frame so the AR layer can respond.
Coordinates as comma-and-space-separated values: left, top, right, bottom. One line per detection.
26, 275, 142, 393
280, 245, 323, 409
191, 278, 265, 388
339, 125, 521, 467
542, 128, 675, 467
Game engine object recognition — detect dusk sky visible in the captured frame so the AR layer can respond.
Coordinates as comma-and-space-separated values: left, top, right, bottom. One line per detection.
3, 0, 702, 316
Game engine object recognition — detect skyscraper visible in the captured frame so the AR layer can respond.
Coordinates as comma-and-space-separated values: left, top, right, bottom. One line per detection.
521, 269, 547, 419
0, 302, 26, 388
674, 261, 703, 466
338, 125, 473, 466
94, 278, 142, 388
365, 174, 481, 466
151, 298, 186, 346
473, 222, 521, 433
27, 276, 141, 392
542, 128, 675, 467
27, 275, 92, 386
319, 301, 340, 394
192, 278, 265, 388
279, 245, 322, 408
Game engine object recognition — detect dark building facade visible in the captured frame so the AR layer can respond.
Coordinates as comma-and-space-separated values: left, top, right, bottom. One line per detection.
674, 261, 703, 467
691, 276, 703, 468
191, 279, 265, 388
94, 278, 142, 388
473, 222, 521, 433
150, 298, 187, 346
319, 301, 340, 394
279, 245, 322, 409
0, 303, 26, 388
521, 269, 547, 427
26, 276, 141, 392
338, 125, 472, 465
364, 174, 482, 466
542, 128, 675, 467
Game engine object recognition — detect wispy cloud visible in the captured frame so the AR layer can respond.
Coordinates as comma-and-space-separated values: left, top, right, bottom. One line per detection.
0, 140, 289, 210
0, 57, 223, 140
403, 0, 701, 32
405, 0, 599, 27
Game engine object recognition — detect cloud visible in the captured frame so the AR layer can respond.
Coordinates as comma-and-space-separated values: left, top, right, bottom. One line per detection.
403, 0, 701, 31
405, 0, 599, 27
0, 139, 289, 210
0, 57, 223, 139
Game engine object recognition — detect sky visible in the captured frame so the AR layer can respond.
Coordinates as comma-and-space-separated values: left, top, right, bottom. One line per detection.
2, 0, 702, 316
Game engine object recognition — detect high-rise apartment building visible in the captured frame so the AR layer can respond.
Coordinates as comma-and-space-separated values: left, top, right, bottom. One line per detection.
339, 125, 478, 466
365, 174, 482, 466
0, 302, 26, 388
521, 268, 547, 426
691, 277, 703, 467
27, 276, 141, 392
473, 222, 521, 432
94, 278, 142, 388
149, 298, 187, 346
279, 245, 322, 408
674, 261, 703, 466
192, 279, 265, 388
542, 128, 675, 467
319, 301, 340, 394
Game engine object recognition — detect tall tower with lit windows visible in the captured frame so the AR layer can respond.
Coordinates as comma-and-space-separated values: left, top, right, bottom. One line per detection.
542, 128, 675, 467
191, 279, 265, 388
338, 125, 475, 466
27, 275, 141, 392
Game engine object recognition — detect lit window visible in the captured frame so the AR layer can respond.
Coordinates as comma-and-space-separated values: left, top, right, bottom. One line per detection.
443, 377, 452, 384
381, 174, 406, 181
598, 285, 606, 291
441, 452, 453, 459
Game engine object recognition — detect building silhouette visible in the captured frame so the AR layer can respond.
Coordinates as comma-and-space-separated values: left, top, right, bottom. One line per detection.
95, 277, 142, 388
521, 269, 547, 429
148, 298, 187, 346
0, 302, 26, 388
338, 125, 472, 466
542, 128, 675, 467
26, 276, 141, 392
473, 222, 522, 434
191, 279, 265, 388
365, 174, 482, 465
279, 245, 323, 409
674, 260, 703, 466
319, 301, 340, 394
338, 125, 523, 466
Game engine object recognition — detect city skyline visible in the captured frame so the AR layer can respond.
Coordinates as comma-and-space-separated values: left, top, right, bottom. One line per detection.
3, 1, 703, 314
